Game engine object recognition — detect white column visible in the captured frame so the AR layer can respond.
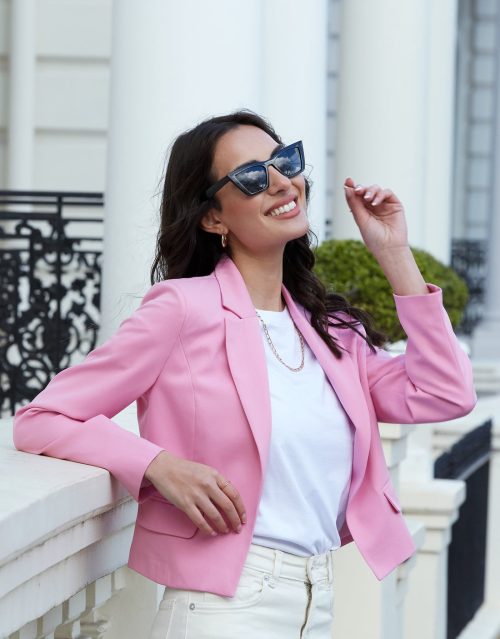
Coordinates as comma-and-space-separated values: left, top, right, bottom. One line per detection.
422, 0, 458, 264
333, 0, 457, 264
262, 0, 329, 242
401, 480, 466, 639
472, 6, 500, 360
7, 0, 36, 189
100, 0, 264, 340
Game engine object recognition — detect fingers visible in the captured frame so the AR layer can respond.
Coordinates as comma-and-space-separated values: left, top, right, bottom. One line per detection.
187, 503, 221, 537
212, 480, 247, 531
344, 178, 395, 207
185, 473, 246, 537
198, 495, 232, 534
353, 183, 382, 205
151, 454, 247, 538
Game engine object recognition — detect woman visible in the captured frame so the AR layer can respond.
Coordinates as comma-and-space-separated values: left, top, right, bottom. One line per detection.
13, 110, 477, 638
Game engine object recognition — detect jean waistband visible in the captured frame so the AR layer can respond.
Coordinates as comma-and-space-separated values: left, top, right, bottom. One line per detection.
244, 543, 334, 586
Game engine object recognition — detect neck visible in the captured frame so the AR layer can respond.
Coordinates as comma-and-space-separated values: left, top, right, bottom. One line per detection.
229, 250, 285, 311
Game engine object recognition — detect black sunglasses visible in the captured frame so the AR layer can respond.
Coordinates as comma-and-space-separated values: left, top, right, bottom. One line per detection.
205, 140, 305, 199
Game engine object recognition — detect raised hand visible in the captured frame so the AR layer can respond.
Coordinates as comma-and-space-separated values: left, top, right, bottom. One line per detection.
343, 176, 409, 257
343, 177, 429, 295
144, 450, 246, 537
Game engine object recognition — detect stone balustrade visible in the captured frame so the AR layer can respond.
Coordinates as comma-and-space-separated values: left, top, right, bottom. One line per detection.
0, 405, 159, 639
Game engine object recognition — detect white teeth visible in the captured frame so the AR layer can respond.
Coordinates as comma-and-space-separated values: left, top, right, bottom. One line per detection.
268, 200, 296, 216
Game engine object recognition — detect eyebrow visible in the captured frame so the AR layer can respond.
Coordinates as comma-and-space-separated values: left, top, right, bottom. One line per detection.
231, 143, 284, 173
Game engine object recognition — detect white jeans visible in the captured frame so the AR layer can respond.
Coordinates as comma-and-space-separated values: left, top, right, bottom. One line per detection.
148, 542, 335, 638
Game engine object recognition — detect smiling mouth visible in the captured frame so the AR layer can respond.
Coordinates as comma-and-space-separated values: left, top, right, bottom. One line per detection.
266, 198, 298, 217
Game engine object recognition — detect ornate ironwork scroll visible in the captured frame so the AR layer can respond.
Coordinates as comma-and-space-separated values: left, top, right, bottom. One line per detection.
0, 190, 104, 418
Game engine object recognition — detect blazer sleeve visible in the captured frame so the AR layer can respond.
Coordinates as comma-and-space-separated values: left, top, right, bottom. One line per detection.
363, 283, 477, 424
13, 280, 186, 502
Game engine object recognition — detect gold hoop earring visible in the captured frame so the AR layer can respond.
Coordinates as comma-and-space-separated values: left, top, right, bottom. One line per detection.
221, 234, 228, 248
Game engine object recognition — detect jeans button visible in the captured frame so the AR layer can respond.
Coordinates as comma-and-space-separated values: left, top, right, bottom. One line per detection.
189, 603, 195, 610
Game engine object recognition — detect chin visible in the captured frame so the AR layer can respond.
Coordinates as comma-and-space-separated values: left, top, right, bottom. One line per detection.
286, 222, 310, 243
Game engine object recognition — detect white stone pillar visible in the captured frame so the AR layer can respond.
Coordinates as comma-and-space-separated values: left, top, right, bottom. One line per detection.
421, 0, 458, 265
262, 0, 329, 243
100, 0, 265, 340
7, 0, 36, 189
333, 0, 457, 264
401, 479, 466, 639
472, 5, 500, 359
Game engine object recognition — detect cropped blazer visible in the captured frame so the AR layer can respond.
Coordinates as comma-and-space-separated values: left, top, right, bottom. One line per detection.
13, 253, 477, 596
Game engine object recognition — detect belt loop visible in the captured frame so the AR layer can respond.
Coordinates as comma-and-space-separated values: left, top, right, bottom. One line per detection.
272, 549, 284, 582
327, 551, 333, 585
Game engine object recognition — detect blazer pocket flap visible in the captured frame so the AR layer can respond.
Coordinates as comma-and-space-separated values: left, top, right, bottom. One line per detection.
137, 496, 199, 538
382, 478, 402, 513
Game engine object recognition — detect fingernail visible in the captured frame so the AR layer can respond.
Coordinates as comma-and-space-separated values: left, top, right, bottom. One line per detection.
364, 191, 372, 199
236, 525, 242, 533
242, 513, 247, 523
211, 531, 218, 536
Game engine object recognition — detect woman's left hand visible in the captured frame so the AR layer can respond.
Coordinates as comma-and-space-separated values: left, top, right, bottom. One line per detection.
343, 176, 408, 256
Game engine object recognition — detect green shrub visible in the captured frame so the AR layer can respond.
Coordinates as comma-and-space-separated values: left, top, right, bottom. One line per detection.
313, 239, 469, 343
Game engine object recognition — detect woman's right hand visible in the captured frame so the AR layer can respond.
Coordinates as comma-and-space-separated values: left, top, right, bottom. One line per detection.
144, 450, 247, 536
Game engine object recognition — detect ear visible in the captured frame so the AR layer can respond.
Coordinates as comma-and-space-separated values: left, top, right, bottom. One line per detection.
199, 208, 227, 236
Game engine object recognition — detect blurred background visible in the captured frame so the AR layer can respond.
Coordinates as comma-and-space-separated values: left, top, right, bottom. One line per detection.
1, 1, 500, 639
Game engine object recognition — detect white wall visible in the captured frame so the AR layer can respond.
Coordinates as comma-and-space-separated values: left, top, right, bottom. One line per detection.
1, 0, 112, 191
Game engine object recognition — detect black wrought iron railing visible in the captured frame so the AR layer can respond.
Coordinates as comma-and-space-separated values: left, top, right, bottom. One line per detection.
0, 190, 104, 418
434, 419, 492, 639
450, 238, 487, 335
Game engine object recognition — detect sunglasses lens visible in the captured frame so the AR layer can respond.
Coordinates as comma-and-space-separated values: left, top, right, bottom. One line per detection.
235, 166, 268, 195
274, 145, 303, 177
232, 143, 304, 195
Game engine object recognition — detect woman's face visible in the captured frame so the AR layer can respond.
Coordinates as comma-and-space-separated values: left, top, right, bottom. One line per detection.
201, 125, 309, 259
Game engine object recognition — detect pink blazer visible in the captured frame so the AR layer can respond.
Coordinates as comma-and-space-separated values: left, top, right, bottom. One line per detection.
13, 254, 477, 596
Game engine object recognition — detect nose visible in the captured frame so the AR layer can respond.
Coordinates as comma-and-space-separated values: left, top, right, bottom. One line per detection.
267, 166, 292, 194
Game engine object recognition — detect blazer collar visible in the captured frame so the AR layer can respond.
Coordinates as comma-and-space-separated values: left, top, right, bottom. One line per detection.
213, 254, 258, 318
214, 253, 303, 318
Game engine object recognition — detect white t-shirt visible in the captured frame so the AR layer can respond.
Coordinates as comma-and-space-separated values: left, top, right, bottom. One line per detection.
252, 305, 354, 556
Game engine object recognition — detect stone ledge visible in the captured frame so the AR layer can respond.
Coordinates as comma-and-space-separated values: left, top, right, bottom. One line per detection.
401, 479, 466, 553
0, 406, 140, 637
0, 405, 138, 564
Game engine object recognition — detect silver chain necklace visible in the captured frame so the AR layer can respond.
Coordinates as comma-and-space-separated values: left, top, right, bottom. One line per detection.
255, 308, 305, 372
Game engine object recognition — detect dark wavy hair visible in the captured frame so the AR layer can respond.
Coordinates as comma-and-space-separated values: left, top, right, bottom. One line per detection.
150, 109, 386, 358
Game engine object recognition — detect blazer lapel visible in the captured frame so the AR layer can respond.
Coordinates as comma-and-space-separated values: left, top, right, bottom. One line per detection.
214, 256, 272, 480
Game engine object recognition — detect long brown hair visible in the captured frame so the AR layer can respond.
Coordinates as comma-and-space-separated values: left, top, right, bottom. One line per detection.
150, 109, 386, 357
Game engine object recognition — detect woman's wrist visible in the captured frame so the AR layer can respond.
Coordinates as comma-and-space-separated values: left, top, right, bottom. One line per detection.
145, 450, 172, 482
371, 245, 429, 296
